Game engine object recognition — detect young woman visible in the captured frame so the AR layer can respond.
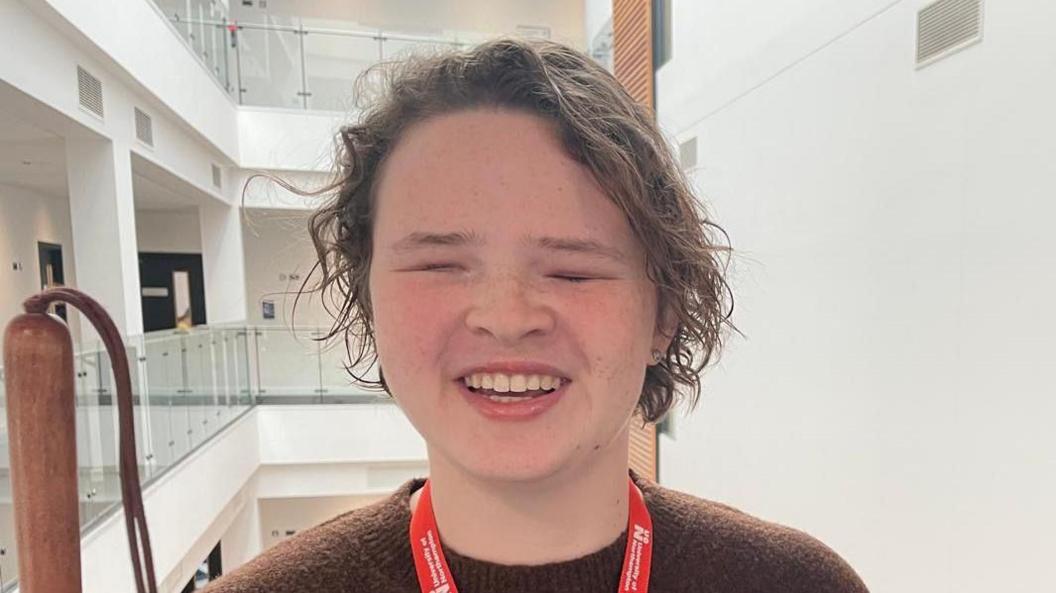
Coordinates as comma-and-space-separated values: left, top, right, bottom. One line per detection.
207, 38, 868, 593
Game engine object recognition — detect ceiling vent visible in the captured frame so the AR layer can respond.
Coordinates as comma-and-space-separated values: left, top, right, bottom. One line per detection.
916, 0, 983, 67
134, 107, 154, 147
679, 136, 698, 170
77, 66, 104, 118
211, 163, 222, 189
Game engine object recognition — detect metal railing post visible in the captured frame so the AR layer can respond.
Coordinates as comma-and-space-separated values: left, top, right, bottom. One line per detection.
234, 25, 245, 104
297, 22, 310, 109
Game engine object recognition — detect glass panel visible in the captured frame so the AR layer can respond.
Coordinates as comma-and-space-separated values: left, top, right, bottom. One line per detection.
102, 339, 153, 484
255, 328, 321, 401
202, 6, 230, 87
218, 22, 237, 97
0, 363, 16, 589
152, 0, 234, 97
153, 0, 186, 19
143, 334, 182, 471
184, 331, 213, 447
74, 342, 118, 528
236, 329, 254, 407
318, 336, 352, 397
222, 328, 252, 409
188, 1, 208, 64
77, 346, 105, 403
202, 330, 223, 441
155, 0, 194, 47
303, 31, 378, 112
128, 336, 160, 482
171, 335, 193, 460
238, 26, 305, 109
0, 486, 16, 589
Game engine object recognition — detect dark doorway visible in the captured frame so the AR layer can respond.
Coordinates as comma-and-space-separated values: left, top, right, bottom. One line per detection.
37, 241, 67, 321
139, 252, 207, 332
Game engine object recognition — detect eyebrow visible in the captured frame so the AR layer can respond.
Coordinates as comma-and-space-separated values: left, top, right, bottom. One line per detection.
389, 230, 627, 263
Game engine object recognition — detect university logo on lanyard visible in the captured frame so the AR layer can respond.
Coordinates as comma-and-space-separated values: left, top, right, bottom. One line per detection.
409, 473, 653, 593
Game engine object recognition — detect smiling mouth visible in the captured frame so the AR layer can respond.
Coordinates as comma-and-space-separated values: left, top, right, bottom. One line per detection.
458, 373, 568, 402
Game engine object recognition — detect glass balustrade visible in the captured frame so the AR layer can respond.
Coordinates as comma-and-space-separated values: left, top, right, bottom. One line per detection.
0, 320, 380, 590
149, 1, 488, 111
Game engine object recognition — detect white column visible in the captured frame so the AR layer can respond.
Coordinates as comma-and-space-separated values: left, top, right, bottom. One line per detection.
199, 200, 247, 324
65, 137, 143, 338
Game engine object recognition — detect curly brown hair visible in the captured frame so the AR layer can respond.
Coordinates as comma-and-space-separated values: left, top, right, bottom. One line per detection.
300, 37, 733, 423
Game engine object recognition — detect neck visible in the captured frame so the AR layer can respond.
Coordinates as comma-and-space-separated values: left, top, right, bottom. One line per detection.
410, 430, 633, 565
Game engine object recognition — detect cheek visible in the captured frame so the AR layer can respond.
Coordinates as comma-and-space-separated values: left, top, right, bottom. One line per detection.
371, 275, 460, 382
566, 285, 655, 384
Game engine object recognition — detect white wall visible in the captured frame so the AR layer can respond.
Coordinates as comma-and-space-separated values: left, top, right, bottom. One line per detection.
0, 0, 236, 203
1, 0, 242, 344
241, 208, 330, 326
238, 109, 346, 172
0, 183, 80, 359
656, 0, 901, 129
257, 493, 384, 551
217, 482, 262, 582
256, 404, 425, 465
135, 209, 203, 254
35, 0, 240, 160
235, 170, 332, 210
657, 1, 1056, 592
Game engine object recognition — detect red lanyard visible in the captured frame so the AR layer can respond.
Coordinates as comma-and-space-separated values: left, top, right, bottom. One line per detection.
409, 474, 653, 593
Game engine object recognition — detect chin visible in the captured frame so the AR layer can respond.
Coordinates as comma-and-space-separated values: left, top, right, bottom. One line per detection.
454, 446, 578, 484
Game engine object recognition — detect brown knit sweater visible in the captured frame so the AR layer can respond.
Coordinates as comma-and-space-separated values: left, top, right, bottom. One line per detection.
204, 470, 868, 593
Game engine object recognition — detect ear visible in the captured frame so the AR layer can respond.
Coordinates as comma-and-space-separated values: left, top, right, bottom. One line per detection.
651, 301, 678, 357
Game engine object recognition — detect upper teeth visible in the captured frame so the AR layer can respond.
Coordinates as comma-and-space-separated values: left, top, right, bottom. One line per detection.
462, 373, 564, 392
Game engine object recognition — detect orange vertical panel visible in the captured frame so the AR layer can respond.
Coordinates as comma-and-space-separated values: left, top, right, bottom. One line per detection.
612, 0, 658, 481
613, 0, 654, 109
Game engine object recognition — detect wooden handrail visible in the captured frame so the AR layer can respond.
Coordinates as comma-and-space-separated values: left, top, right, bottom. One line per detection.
2, 288, 157, 593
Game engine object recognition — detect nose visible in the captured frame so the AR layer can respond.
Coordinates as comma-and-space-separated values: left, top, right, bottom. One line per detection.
464, 272, 555, 345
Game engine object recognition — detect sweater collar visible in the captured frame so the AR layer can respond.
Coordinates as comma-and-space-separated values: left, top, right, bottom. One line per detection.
377, 468, 658, 593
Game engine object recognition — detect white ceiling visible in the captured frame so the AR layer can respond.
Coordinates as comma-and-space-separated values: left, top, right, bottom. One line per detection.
0, 108, 200, 212
0, 108, 68, 199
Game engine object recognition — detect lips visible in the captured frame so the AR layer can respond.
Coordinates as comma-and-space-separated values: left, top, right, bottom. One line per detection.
456, 377, 569, 420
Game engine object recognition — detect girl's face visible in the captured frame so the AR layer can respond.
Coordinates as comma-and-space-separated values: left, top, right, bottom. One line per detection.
369, 108, 671, 482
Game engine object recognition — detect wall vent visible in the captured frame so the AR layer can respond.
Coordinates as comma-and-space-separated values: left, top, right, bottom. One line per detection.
76, 66, 104, 118
916, 0, 983, 67
211, 164, 222, 189
134, 107, 154, 147
679, 136, 698, 170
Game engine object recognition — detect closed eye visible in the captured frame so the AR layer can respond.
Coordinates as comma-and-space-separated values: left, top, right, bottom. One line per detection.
550, 275, 595, 283
417, 264, 462, 272
414, 265, 597, 283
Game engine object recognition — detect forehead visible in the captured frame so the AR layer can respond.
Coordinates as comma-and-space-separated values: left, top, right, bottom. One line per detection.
372, 109, 635, 249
